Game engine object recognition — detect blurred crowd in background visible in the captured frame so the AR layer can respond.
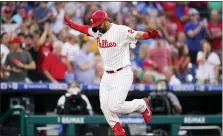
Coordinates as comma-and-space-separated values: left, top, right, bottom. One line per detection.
0, 1, 222, 85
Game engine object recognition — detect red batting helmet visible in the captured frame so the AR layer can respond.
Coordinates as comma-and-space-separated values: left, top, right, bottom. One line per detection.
90, 10, 108, 27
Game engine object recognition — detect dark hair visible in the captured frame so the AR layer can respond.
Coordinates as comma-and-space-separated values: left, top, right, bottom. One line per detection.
155, 79, 169, 92
80, 39, 89, 48
68, 81, 80, 88
178, 46, 185, 57
200, 39, 211, 52
35, 30, 42, 36
200, 39, 213, 59
18, 32, 25, 37
25, 34, 33, 39
0, 32, 7, 40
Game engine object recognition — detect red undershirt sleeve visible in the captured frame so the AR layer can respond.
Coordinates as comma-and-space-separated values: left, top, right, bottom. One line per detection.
65, 16, 90, 35
69, 22, 90, 35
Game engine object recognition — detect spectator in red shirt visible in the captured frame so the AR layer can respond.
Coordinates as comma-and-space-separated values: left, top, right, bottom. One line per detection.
207, 9, 222, 61
158, 3, 185, 45
1, 6, 17, 24
161, 2, 184, 33
43, 43, 72, 83
36, 24, 56, 80
146, 38, 172, 73
161, 2, 176, 18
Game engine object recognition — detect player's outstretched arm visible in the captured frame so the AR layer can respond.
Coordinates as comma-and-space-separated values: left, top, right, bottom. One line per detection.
135, 30, 160, 40
64, 16, 90, 35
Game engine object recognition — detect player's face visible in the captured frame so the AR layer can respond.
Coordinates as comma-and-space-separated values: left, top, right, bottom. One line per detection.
98, 22, 107, 33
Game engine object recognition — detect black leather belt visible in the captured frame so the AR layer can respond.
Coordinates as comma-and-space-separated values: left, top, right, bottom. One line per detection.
106, 67, 123, 74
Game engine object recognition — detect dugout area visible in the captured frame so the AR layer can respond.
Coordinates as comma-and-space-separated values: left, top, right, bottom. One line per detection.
0, 90, 222, 136
0, 107, 222, 136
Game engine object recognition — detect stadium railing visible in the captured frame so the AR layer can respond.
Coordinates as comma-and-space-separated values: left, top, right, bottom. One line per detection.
0, 82, 222, 92
0, 107, 222, 136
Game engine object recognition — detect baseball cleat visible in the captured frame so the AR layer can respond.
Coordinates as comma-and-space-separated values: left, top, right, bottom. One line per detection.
112, 122, 126, 136
142, 98, 152, 123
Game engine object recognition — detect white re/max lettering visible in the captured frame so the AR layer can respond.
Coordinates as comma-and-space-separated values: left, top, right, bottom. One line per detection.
59, 117, 85, 124
184, 117, 206, 124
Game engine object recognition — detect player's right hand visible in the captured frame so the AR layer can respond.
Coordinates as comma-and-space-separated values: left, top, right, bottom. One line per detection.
64, 16, 73, 28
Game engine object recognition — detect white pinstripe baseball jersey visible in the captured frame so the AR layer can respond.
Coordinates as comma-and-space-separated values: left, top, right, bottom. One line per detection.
88, 23, 147, 128
88, 23, 138, 71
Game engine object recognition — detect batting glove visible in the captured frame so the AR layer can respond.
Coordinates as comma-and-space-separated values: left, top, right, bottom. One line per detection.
147, 30, 161, 39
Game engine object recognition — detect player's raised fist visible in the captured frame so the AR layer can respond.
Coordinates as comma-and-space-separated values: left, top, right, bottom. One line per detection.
64, 16, 72, 27
148, 30, 160, 39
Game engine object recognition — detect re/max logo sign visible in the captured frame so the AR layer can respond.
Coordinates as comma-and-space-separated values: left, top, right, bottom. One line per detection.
184, 117, 206, 124
57, 117, 85, 124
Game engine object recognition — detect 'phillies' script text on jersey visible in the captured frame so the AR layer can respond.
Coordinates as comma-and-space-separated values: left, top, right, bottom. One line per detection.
96, 37, 117, 48
88, 24, 138, 71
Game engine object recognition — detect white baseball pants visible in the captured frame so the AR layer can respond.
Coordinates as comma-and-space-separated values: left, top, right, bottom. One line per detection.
99, 66, 146, 128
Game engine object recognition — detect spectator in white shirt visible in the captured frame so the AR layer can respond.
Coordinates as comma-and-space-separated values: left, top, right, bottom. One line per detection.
0, 32, 10, 80
163, 66, 181, 85
196, 40, 221, 84
50, 2, 65, 34
62, 33, 80, 62
64, 2, 85, 25
58, 29, 69, 44
101, 2, 121, 14
1, 32, 10, 65
73, 40, 95, 84
94, 60, 103, 84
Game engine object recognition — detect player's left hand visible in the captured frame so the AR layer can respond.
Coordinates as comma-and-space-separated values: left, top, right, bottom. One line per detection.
147, 30, 160, 39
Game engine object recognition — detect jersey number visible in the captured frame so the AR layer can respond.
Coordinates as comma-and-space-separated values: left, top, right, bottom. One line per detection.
128, 29, 135, 34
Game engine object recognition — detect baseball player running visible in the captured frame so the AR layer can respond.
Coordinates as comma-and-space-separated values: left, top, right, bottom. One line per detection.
64, 10, 160, 136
